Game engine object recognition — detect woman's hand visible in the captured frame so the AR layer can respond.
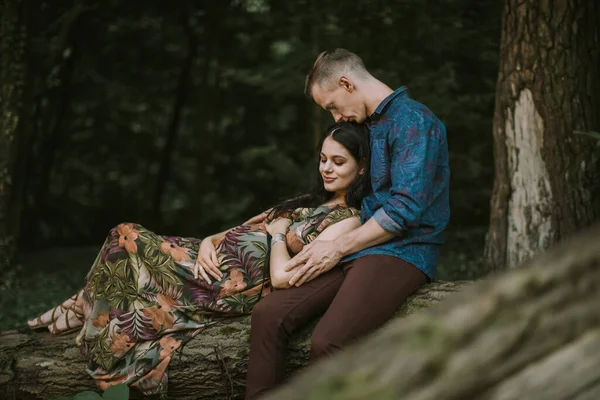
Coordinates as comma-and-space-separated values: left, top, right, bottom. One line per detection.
266, 217, 292, 236
194, 238, 223, 283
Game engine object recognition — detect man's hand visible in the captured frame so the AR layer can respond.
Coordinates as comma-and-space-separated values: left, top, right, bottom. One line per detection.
285, 240, 343, 286
243, 209, 272, 226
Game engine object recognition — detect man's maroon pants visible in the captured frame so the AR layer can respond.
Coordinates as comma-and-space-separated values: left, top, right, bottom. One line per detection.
245, 254, 428, 399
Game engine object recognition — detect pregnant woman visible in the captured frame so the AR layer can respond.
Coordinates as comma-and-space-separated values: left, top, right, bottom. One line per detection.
27, 121, 371, 396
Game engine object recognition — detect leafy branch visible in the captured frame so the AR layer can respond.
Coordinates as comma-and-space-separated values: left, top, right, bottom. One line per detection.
574, 130, 600, 147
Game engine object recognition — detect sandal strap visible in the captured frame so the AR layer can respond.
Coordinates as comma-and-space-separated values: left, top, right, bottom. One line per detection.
49, 306, 84, 335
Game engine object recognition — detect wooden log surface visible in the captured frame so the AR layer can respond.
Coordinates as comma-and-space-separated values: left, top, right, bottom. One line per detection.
0, 281, 465, 399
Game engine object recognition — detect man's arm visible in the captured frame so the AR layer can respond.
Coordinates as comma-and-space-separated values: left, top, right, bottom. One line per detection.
370, 111, 444, 235
333, 216, 395, 257
284, 217, 393, 286
286, 109, 445, 286
271, 216, 361, 288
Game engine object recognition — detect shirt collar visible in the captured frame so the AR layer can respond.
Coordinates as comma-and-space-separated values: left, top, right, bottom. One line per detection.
369, 86, 409, 121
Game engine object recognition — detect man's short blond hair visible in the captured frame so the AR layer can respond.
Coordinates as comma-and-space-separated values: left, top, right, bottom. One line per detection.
304, 49, 368, 99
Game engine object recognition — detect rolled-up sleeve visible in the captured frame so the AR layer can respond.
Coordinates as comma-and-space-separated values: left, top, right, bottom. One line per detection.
373, 110, 442, 235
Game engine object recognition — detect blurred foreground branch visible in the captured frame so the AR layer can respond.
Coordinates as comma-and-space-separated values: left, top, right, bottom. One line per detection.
266, 223, 600, 400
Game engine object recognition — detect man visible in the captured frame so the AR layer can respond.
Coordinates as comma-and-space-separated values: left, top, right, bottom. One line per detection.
245, 48, 450, 399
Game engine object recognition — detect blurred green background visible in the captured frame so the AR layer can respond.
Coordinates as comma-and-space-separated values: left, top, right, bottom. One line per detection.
1, 0, 500, 329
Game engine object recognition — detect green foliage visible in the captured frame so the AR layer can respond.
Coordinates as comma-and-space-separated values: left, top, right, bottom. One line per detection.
0, 0, 27, 278
0, 246, 93, 329
436, 227, 487, 281
575, 130, 600, 145
52, 383, 129, 400
1, 1, 499, 329
13, 0, 500, 251
3, 0, 500, 326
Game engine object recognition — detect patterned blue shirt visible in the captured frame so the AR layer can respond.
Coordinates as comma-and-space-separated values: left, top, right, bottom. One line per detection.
342, 87, 450, 279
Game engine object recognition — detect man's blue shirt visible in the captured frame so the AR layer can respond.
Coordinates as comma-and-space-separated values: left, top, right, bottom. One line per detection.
343, 87, 450, 279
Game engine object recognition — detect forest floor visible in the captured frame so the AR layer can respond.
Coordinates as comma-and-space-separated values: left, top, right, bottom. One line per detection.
0, 226, 487, 330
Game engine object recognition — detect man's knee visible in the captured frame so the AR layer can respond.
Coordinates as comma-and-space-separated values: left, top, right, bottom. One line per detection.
310, 329, 343, 361
252, 293, 311, 340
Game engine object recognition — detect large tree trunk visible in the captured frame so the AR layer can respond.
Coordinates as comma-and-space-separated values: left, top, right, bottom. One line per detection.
266, 222, 600, 400
0, 281, 464, 399
0, 0, 28, 281
485, 0, 600, 270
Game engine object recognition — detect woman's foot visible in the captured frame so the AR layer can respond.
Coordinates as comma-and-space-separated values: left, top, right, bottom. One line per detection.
28, 291, 84, 334
48, 304, 84, 335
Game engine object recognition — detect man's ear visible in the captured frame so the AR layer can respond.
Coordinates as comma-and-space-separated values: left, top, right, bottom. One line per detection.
339, 76, 354, 92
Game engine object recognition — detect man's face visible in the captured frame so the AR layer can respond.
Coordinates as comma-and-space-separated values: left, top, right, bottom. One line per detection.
312, 79, 367, 123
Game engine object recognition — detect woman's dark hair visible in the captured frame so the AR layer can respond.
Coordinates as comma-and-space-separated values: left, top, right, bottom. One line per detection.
269, 121, 371, 219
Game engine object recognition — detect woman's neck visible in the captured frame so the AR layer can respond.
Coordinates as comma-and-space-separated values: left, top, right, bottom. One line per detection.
324, 193, 346, 207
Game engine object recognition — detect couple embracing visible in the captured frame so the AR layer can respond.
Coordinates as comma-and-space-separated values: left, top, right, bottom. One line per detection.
28, 49, 450, 399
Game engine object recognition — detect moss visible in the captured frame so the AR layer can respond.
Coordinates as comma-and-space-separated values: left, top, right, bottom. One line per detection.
518, 273, 551, 296
0, 349, 15, 380
409, 320, 455, 351
236, 348, 249, 359
218, 326, 241, 336
397, 298, 433, 317
308, 373, 397, 400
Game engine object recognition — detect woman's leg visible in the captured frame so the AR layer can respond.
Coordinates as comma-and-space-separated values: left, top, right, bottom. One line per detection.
47, 290, 85, 334
26, 225, 119, 331
81, 224, 205, 397
27, 290, 82, 329
27, 222, 205, 396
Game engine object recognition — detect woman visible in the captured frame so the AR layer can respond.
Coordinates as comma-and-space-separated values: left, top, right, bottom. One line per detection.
27, 121, 371, 396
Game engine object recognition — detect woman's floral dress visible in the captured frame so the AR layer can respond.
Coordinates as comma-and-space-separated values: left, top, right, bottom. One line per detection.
72, 204, 359, 396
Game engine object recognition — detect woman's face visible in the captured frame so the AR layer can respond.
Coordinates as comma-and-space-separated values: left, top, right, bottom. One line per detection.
319, 136, 361, 197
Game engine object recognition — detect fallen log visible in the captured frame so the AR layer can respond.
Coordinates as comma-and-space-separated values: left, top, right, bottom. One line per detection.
0, 281, 465, 399
265, 224, 600, 400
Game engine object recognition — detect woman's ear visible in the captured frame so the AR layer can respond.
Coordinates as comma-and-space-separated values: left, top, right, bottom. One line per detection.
358, 158, 367, 175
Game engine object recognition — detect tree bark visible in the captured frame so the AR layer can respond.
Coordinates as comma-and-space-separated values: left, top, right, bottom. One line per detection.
485, 0, 600, 271
0, 281, 464, 400
0, 0, 28, 281
152, 11, 197, 224
267, 222, 600, 400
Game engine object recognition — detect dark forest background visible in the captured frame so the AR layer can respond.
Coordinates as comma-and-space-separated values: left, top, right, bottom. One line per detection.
3, 0, 501, 327
3, 2, 600, 398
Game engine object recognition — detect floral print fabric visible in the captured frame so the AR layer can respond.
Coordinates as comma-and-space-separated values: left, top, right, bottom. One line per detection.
72, 204, 358, 396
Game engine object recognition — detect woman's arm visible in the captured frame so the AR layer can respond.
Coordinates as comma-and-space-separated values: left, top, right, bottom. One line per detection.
269, 216, 361, 289
205, 228, 231, 245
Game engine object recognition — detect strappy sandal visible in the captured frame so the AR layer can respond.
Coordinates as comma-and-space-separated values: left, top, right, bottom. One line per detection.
48, 300, 85, 336
27, 291, 80, 330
